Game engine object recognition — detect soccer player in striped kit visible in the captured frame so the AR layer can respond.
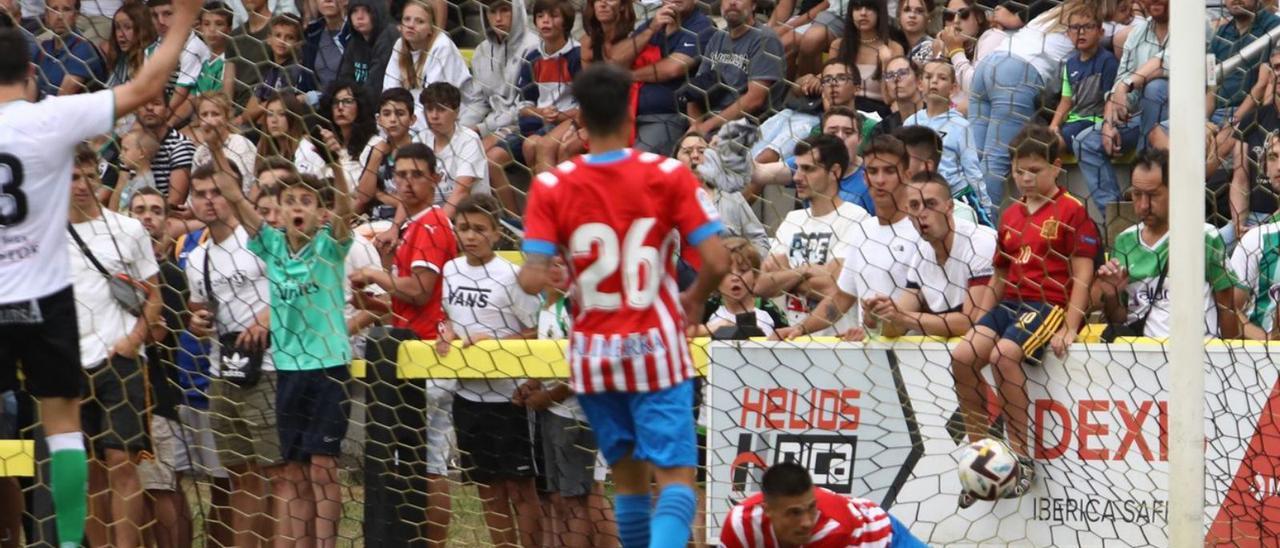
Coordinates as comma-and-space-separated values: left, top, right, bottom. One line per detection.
518, 63, 729, 548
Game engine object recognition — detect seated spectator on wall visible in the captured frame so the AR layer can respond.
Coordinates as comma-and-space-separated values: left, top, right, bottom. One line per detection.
856, 173, 996, 339
893, 125, 987, 227
776, 135, 921, 340
755, 133, 871, 334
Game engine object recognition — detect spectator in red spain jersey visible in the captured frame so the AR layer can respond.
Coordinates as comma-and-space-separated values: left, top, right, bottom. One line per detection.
517, 64, 729, 548
721, 462, 925, 548
949, 124, 1099, 508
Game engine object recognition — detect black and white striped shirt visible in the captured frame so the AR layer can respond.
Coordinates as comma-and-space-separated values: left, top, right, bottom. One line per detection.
153, 129, 195, 195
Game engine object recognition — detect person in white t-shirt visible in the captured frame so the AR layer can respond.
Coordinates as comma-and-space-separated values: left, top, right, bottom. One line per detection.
68, 147, 162, 548
192, 93, 256, 193
859, 173, 997, 339
436, 194, 543, 547
778, 135, 921, 339
183, 163, 283, 547
146, 0, 212, 129
0, 3, 195, 545
415, 81, 490, 217
383, 0, 477, 133
755, 133, 870, 335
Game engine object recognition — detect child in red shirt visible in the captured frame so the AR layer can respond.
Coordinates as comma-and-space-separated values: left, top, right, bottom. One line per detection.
949, 124, 1099, 507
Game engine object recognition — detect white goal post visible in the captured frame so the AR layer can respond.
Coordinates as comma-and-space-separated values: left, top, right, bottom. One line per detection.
1167, 1, 1208, 545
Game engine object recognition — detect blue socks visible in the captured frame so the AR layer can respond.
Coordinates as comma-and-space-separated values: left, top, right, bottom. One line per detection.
615, 493, 652, 548
650, 484, 696, 548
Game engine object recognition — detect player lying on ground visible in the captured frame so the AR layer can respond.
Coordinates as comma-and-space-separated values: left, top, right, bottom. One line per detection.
721, 461, 925, 548
0, 0, 199, 545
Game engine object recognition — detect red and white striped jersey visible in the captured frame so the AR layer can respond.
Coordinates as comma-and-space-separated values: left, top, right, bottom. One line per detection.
522, 148, 722, 394
721, 488, 894, 548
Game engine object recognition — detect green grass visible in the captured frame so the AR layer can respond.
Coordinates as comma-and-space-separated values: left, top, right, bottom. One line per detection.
181, 474, 494, 547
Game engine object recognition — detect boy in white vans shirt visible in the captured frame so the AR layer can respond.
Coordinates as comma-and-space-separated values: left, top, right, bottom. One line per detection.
436, 194, 542, 547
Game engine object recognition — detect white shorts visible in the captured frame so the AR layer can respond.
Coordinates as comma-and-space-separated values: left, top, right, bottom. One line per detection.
425, 384, 456, 477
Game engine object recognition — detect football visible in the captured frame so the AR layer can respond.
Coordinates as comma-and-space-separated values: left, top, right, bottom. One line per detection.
957, 438, 1020, 500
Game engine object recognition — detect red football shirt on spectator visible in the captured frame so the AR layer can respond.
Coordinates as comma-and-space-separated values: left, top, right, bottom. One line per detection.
393, 206, 457, 339
522, 149, 722, 394
720, 488, 894, 548
994, 187, 1100, 307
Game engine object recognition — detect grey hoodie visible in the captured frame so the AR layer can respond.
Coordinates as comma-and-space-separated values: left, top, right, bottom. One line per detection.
696, 120, 770, 256
463, 0, 540, 135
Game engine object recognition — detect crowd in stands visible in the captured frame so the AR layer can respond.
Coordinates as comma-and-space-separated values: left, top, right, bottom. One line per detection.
3, 0, 1275, 544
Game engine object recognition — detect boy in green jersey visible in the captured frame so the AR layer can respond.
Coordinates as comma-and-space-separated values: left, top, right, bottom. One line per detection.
1093, 149, 1243, 339
210, 145, 354, 547
194, 2, 233, 95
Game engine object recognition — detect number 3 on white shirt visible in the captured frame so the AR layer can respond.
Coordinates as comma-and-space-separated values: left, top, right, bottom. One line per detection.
570, 219, 672, 311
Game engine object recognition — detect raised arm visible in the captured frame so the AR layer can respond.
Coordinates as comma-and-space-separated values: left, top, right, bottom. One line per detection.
329, 156, 353, 243
209, 147, 264, 236
113, 0, 199, 116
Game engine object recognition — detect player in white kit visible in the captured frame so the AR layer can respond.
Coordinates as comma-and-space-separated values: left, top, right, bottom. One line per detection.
0, 1, 199, 544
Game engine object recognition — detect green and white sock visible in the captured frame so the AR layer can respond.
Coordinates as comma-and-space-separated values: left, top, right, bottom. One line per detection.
46, 433, 86, 548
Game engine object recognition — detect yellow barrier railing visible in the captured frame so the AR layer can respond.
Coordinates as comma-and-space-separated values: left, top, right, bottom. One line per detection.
0, 440, 34, 477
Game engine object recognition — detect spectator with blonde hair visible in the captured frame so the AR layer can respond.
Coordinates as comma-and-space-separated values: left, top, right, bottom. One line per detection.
383, 0, 477, 132
192, 92, 256, 192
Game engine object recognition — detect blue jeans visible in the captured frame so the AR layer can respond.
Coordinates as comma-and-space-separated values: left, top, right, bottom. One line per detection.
1059, 119, 1095, 152
751, 108, 820, 160
1073, 120, 1141, 214
969, 52, 1045, 206
1138, 78, 1169, 144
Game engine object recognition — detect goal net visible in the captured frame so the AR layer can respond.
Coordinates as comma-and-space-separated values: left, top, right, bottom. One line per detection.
3, 0, 1269, 546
